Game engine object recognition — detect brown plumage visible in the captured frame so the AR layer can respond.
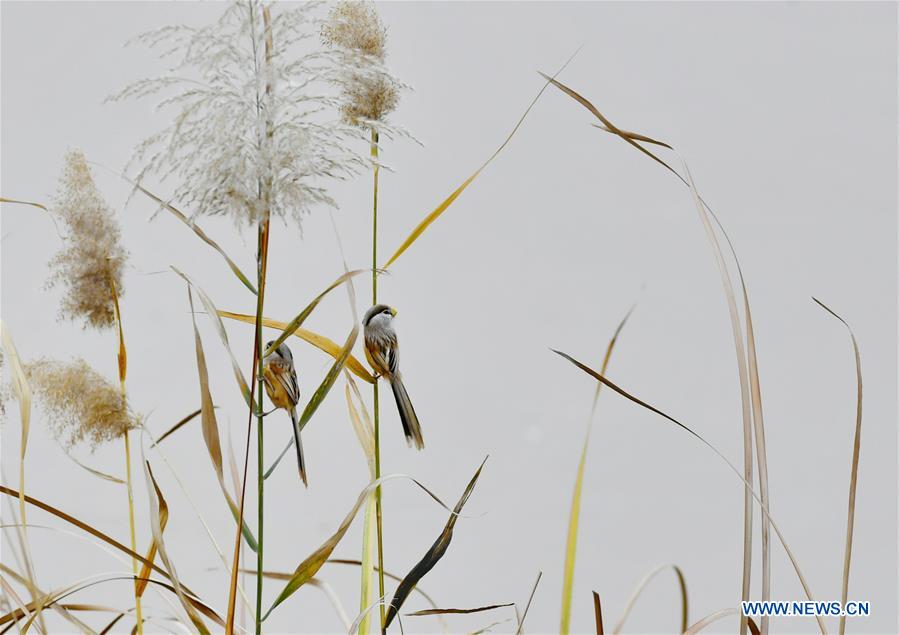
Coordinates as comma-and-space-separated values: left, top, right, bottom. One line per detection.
363, 304, 424, 450
262, 341, 307, 486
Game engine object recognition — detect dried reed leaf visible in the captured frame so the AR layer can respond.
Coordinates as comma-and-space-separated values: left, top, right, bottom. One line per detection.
682, 161, 767, 635
385, 458, 488, 628
219, 311, 375, 383
813, 297, 863, 635
187, 288, 258, 551
264, 324, 360, 479
175, 269, 252, 405
152, 409, 203, 446
63, 451, 125, 485
407, 604, 513, 617
142, 461, 211, 634
135, 467, 168, 598
0, 197, 48, 212
381, 51, 579, 269
560, 305, 634, 634
538, 73, 682, 183
592, 591, 603, 635
683, 608, 737, 635
127, 180, 257, 294
263, 268, 373, 357
611, 563, 687, 634
552, 350, 826, 635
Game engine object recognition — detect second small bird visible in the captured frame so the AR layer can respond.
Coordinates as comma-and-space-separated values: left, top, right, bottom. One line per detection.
262, 341, 307, 486
363, 304, 424, 450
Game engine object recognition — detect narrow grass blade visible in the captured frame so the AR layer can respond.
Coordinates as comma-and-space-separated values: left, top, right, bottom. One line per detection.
219, 311, 375, 383
551, 350, 827, 635
62, 451, 125, 485
142, 461, 211, 634
515, 571, 542, 635
187, 288, 258, 551
560, 305, 634, 634
264, 324, 360, 479
407, 604, 513, 617
176, 269, 252, 405
610, 564, 688, 634
385, 458, 488, 628
124, 180, 256, 294
382, 51, 579, 270
262, 269, 372, 357
813, 297, 863, 635
151, 409, 203, 446
592, 591, 604, 635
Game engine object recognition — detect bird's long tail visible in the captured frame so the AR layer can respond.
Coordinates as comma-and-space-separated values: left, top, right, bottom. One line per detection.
289, 408, 308, 487
390, 374, 424, 450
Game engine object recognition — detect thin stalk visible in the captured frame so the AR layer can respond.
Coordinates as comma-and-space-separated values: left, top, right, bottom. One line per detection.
110, 277, 143, 635
255, 218, 270, 635
225, 6, 273, 632
370, 127, 387, 635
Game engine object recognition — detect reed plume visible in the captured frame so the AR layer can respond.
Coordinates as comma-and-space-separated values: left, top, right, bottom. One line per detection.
322, 1, 400, 128
47, 149, 127, 331
26, 358, 139, 449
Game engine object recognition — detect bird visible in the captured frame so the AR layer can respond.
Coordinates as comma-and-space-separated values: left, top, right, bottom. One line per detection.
363, 304, 424, 450
262, 340, 307, 486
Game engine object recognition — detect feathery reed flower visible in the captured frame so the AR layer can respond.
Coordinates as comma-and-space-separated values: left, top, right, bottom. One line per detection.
322, 0, 401, 128
47, 149, 127, 330
27, 358, 140, 448
114, 0, 369, 227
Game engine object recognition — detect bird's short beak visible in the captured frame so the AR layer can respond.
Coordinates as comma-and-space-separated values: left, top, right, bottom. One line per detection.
390, 307, 398, 317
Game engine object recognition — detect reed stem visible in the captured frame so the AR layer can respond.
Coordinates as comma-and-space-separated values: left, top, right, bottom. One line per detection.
110, 275, 143, 635
370, 127, 387, 635
254, 217, 270, 635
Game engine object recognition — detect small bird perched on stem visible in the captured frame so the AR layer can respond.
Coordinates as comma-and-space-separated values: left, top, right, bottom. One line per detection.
262, 341, 307, 485
363, 304, 424, 449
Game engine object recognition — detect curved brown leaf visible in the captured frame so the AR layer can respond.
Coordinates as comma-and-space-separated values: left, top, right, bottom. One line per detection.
385, 458, 488, 628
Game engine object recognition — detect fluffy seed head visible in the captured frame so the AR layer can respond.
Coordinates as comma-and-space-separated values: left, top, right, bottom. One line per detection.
322, 1, 400, 127
27, 358, 140, 448
47, 149, 127, 330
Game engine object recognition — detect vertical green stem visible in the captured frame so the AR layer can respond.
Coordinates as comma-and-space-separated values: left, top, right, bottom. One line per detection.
370, 127, 387, 634
254, 218, 270, 635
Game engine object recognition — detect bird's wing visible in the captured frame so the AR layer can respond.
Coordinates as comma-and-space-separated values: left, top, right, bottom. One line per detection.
273, 363, 301, 406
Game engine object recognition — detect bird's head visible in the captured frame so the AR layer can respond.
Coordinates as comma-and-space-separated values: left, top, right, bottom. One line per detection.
364, 304, 397, 327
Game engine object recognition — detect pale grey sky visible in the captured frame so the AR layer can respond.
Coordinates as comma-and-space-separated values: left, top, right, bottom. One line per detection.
1, 2, 896, 634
